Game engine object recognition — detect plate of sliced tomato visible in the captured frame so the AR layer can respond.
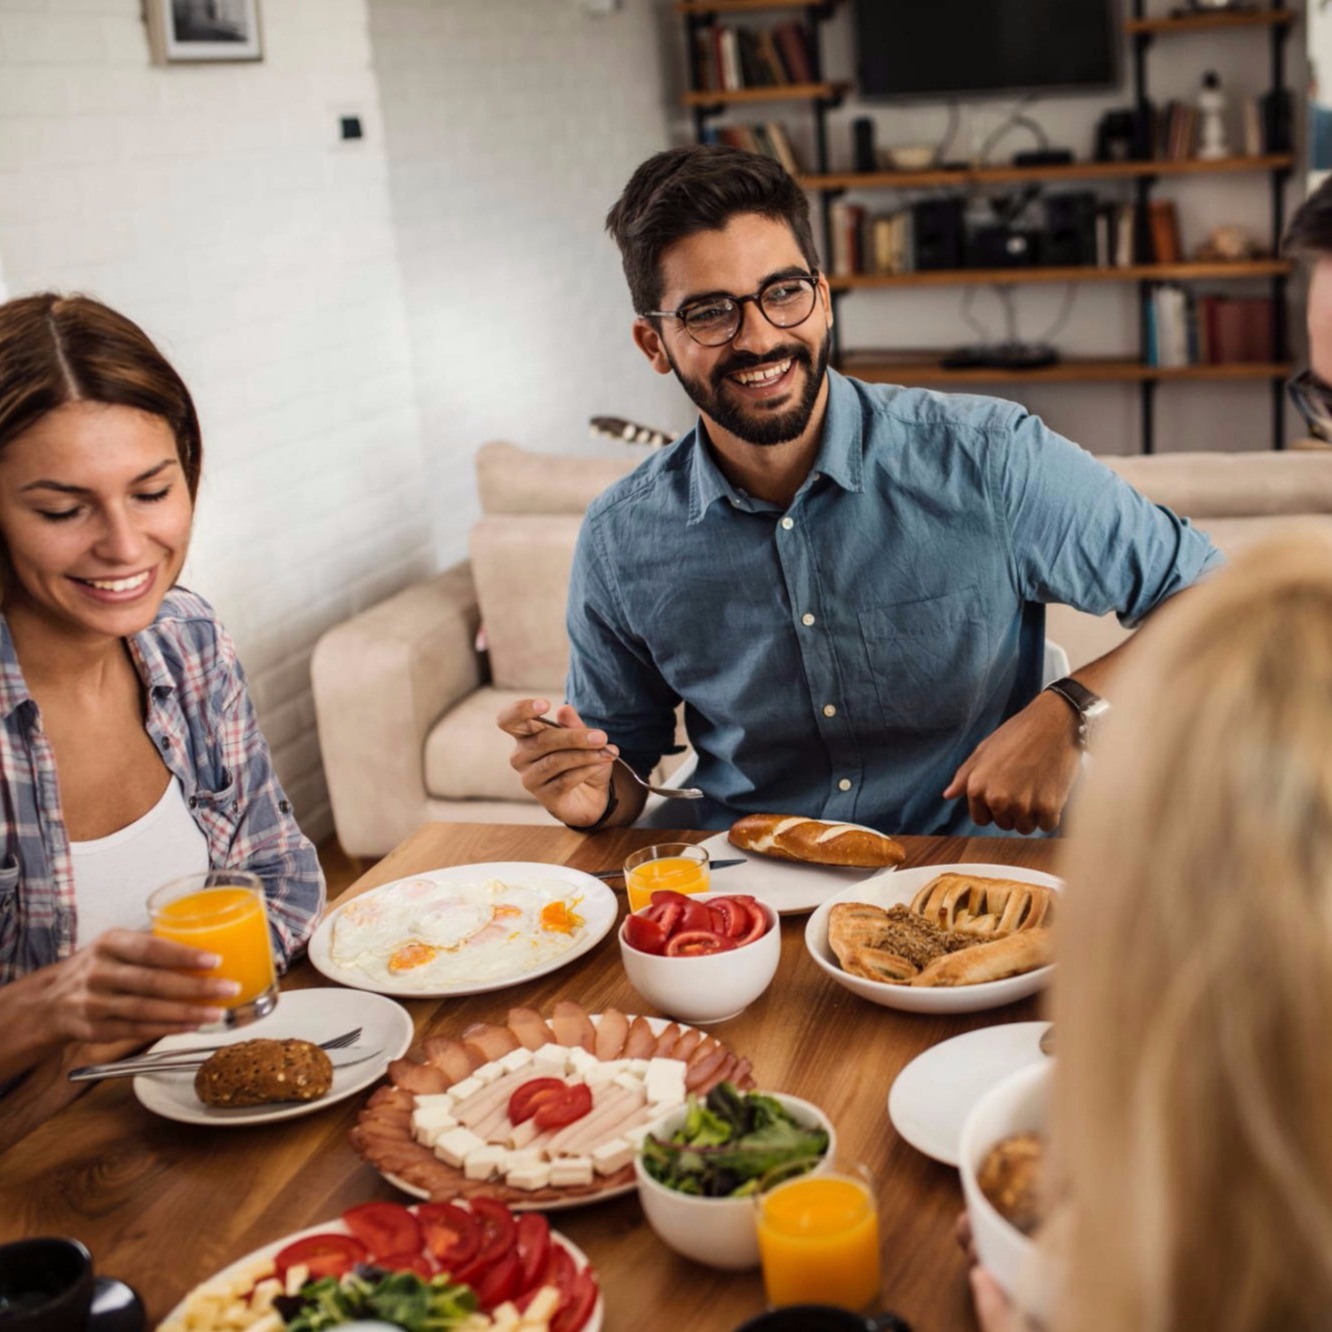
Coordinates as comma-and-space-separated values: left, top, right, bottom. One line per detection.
160, 1197, 600, 1332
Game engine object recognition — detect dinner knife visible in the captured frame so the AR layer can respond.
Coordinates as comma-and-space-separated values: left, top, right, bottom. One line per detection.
67, 1047, 382, 1083
590, 857, 746, 881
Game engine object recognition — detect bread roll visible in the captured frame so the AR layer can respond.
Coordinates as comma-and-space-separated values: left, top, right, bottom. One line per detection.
910, 928, 1052, 987
729, 815, 906, 868
909, 873, 1056, 937
194, 1038, 333, 1108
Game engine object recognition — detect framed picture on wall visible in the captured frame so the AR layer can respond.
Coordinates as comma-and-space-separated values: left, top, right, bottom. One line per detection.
147, 0, 263, 64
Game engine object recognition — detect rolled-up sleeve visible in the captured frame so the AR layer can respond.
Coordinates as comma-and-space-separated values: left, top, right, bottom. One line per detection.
989, 409, 1223, 627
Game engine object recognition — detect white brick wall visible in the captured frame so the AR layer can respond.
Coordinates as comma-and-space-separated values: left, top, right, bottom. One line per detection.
0, 0, 434, 844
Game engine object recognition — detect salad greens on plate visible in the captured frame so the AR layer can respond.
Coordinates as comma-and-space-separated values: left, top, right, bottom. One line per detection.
641, 1082, 829, 1198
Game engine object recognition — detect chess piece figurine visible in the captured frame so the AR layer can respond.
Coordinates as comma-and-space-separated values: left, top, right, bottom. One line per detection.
1197, 70, 1230, 161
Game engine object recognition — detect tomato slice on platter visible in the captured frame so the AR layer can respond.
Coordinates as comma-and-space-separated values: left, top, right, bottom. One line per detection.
532, 1082, 593, 1130
706, 896, 752, 939
665, 929, 737, 957
473, 1249, 521, 1311
469, 1196, 519, 1266
623, 912, 668, 955
273, 1233, 368, 1283
341, 1201, 422, 1261
377, 1249, 435, 1278
415, 1201, 480, 1269
551, 1268, 600, 1332
508, 1077, 567, 1126
515, 1212, 551, 1294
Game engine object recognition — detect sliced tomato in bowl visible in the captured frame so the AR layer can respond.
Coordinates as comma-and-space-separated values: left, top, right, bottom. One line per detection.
665, 930, 737, 957
342, 1200, 422, 1261
623, 912, 668, 955
707, 897, 752, 938
273, 1233, 368, 1283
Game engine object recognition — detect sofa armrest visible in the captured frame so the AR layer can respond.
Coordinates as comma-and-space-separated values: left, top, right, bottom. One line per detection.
312, 562, 483, 858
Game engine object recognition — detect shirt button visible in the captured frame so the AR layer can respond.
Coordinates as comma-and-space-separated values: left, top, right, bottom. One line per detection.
801, 613, 816, 627
823, 704, 837, 718
279, 800, 292, 815
158, 736, 170, 751
838, 778, 852, 791
188, 796, 198, 809
780, 517, 794, 530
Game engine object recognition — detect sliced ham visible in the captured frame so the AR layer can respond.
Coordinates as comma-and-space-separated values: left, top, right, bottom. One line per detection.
388, 1057, 451, 1096
593, 1008, 629, 1061
452, 1066, 547, 1129
544, 1085, 641, 1157
462, 1022, 520, 1066
623, 1015, 658, 1059
558, 1091, 652, 1157
551, 1001, 596, 1052
507, 1007, 556, 1051
421, 1037, 481, 1084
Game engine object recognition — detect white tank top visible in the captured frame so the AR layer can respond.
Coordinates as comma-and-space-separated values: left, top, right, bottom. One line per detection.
70, 776, 211, 944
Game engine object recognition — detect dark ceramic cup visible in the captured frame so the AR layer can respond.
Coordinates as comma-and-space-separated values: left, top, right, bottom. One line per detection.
0, 1237, 95, 1332
733, 1308, 911, 1332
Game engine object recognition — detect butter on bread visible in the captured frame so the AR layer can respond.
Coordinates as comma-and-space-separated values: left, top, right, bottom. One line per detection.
729, 814, 906, 868
909, 872, 1055, 937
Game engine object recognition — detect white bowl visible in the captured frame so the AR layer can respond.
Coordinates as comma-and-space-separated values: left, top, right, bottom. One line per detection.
888, 143, 936, 171
958, 1060, 1052, 1314
633, 1092, 835, 1270
619, 893, 780, 1024
804, 862, 1062, 1015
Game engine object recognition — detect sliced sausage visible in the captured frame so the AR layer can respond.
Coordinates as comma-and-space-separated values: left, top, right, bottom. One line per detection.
507, 1007, 556, 1051
593, 1008, 629, 1061
551, 1000, 596, 1052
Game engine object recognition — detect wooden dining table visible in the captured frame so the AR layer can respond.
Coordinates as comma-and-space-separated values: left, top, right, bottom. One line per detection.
0, 822, 1058, 1332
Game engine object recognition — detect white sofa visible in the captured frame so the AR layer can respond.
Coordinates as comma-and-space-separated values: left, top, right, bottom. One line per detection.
312, 442, 1332, 857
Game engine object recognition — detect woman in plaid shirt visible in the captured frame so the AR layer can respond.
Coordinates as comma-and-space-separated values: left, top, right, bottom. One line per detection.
0, 294, 324, 1088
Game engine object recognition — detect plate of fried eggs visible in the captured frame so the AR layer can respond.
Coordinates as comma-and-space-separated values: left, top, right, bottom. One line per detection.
309, 862, 618, 997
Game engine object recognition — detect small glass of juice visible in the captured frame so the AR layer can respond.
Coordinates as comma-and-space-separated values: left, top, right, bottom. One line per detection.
755, 1165, 881, 1312
148, 871, 278, 1028
622, 843, 710, 913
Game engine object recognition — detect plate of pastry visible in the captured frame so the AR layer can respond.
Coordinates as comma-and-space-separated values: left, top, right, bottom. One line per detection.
804, 863, 1061, 1014
699, 814, 905, 916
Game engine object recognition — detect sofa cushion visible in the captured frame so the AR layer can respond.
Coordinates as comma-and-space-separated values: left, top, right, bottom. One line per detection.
477, 441, 640, 516
1104, 451, 1332, 518
425, 687, 536, 802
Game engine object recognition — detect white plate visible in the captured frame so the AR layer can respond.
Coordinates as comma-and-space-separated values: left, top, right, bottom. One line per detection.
160, 1203, 603, 1332
888, 1021, 1052, 1166
308, 862, 618, 998
698, 831, 892, 916
804, 862, 1063, 1015
132, 988, 414, 1127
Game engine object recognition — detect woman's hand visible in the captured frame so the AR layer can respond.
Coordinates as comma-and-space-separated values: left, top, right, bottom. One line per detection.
40, 929, 239, 1044
956, 1212, 1019, 1332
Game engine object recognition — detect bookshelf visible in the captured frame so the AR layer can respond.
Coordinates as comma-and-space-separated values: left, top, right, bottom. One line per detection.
674, 0, 1297, 452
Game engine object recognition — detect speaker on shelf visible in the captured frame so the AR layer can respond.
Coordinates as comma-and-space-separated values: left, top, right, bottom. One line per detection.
1042, 191, 1099, 267
852, 117, 876, 173
968, 226, 1040, 268
911, 198, 965, 271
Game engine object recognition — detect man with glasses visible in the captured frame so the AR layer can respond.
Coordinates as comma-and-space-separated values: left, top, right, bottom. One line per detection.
498, 145, 1220, 838
1284, 175, 1332, 442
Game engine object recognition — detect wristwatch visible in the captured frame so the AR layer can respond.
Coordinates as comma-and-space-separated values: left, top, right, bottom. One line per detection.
1043, 676, 1110, 750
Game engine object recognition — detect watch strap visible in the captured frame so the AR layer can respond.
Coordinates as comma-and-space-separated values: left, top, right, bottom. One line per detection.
564, 776, 620, 833
1044, 676, 1105, 750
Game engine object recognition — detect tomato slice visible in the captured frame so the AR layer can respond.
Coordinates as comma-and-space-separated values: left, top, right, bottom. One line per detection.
415, 1201, 480, 1269
542, 1242, 577, 1301
469, 1196, 519, 1266
551, 1268, 600, 1332
735, 903, 770, 945
648, 890, 695, 908
623, 912, 668, 955
273, 1233, 368, 1283
533, 1082, 593, 1130
678, 897, 713, 933
473, 1249, 521, 1311
706, 897, 752, 939
665, 929, 736, 957
341, 1201, 422, 1262
378, 1249, 434, 1278
515, 1212, 551, 1294
508, 1077, 567, 1126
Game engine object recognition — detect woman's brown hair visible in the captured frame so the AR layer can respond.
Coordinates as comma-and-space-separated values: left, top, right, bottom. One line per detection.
0, 293, 202, 500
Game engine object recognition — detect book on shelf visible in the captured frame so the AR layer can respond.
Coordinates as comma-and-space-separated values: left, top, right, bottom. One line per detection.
693, 26, 718, 94
1148, 200, 1182, 264
1242, 95, 1263, 157
772, 20, 814, 84
1114, 202, 1137, 267
706, 121, 803, 176
870, 211, 913, 276
829, 198, 866, 277
698, 21, 814, 92
1146, 290, 1274, 367
717, 26, 742, 92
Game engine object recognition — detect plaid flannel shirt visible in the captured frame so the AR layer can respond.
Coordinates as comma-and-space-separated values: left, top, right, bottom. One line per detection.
0, 587, 325, 983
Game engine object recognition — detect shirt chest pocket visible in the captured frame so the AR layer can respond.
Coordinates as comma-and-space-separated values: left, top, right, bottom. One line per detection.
858, 587, 991, 732
0, 856, 19, 969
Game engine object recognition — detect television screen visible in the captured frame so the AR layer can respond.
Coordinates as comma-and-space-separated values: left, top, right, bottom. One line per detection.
854, 0, 1119, 101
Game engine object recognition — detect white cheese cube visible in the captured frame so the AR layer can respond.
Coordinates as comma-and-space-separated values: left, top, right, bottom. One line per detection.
548, 1156, 594, 1187
411, 1105, 458, 1146
448, 1075, 483, 1101
612, 1071, 643, 1093
591, 1137, 636, 1176
434, 1125, 486, 1168
583, 1061, 621, 1089
463, 1144, 508, 1181
505, 1160, 552, 1191
472, 1059, 505, 1086
566, 1047, 598, 1075
532, 1043, 570, 1073
412, 1092, 457, 1110
644, 1057, 688, 1105
498, 1046, 535, 1074
628, 1058, 651, 1075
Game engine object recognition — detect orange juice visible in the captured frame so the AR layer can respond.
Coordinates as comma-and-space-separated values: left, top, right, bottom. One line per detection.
150, 882, 276, 1013
624, 847, 710, 912
756, 1174, 881, 1310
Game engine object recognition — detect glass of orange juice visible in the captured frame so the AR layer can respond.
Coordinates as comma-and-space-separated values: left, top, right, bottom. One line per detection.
755, 1164, 881, 1311
623, 843, 710, 913
148, 871, 277, 1028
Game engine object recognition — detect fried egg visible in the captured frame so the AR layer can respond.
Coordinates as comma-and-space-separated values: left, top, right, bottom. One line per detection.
330, 877, 585, 986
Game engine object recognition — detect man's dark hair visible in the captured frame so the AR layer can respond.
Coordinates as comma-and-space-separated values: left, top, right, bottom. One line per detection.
605, 145, 820, 316
1283, 175, 1332, 258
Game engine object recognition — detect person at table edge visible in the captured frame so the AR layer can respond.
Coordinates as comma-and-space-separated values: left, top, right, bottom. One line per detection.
500, 146, 1220, 839
0, 294, 323, 1089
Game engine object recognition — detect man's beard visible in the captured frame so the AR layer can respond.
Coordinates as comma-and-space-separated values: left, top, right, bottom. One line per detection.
666, 330, 831, 447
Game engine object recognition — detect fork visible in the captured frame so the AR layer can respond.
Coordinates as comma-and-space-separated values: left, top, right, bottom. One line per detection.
534, 716, 703, 800
67, 1027, 363, 1082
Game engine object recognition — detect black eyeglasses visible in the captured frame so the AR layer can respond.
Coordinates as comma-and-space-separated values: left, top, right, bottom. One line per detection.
1287, 369, 1332, 441
642, 272, 820, 347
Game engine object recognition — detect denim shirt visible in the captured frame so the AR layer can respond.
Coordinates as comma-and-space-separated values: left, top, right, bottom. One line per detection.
566, 370, 1222, 837
0, 587, 325, 982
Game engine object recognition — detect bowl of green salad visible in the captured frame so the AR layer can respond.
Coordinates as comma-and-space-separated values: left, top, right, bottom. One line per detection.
634, 1082, 835, 1270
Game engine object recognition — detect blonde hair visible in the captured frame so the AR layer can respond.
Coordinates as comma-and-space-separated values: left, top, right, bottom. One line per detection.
1050, 528, 1332, 1332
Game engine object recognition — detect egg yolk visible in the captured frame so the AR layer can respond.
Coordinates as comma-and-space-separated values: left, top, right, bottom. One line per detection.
388, 942, 439, 972
540, 901, 581, 934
